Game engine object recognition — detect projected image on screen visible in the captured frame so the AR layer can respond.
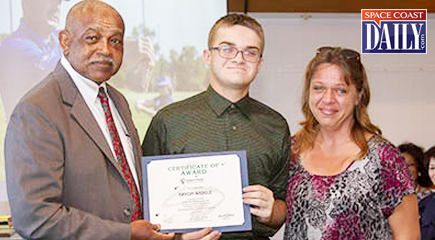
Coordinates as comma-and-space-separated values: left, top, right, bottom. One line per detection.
0, 0, 226, 201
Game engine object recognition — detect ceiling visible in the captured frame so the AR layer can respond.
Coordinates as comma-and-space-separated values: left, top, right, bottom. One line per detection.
227, 0, 435, 13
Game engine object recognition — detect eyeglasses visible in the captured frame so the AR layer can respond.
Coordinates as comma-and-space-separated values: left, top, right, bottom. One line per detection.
209, 45, 262, 63
316, 46, 360, 62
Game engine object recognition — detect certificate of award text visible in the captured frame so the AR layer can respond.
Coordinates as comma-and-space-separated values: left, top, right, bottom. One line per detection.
142, 151, 251, 233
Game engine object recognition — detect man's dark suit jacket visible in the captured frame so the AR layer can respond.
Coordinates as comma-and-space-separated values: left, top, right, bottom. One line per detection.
5, 63, 142, 240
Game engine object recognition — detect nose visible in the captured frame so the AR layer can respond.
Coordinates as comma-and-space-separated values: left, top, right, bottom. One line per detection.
97, 39, 111, 56
322, 89, 335, 103
232, 50, 245, 62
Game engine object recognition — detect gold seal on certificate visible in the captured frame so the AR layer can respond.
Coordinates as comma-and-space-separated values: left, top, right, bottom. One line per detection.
142, 151, 251, 233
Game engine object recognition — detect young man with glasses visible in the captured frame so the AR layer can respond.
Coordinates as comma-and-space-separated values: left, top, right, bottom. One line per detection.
142, 13, 290, 239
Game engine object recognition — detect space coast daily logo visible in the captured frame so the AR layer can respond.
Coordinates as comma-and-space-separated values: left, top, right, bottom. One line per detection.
361, 9, 427, 54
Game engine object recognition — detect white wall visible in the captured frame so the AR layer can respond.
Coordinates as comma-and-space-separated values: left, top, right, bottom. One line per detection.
248, 13, 435, 240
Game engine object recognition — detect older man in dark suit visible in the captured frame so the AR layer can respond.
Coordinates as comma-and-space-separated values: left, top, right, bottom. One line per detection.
4, 1, 220, 240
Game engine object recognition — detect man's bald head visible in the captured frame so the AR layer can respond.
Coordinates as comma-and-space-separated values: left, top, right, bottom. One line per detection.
65, 0, 124, 33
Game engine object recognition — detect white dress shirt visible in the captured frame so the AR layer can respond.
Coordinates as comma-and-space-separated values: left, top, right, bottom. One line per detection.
61, 56, 139, 190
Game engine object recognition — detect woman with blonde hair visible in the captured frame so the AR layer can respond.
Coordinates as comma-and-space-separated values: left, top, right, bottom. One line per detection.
284, 47, 419, 240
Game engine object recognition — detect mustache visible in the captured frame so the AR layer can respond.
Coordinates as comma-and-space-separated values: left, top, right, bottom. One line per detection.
90, 57, 115, 66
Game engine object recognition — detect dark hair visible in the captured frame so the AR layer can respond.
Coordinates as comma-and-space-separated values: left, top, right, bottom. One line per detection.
425, 146, 435, 169
399, 142, 432, 187
294, 47, 381, 159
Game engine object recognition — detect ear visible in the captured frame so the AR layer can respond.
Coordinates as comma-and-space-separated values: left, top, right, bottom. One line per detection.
256, 58, 264, 72
59, 29, 71, 56
203, 49, 211, 67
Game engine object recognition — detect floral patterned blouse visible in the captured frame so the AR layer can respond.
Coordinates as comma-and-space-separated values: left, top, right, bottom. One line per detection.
284, 135, 414, 240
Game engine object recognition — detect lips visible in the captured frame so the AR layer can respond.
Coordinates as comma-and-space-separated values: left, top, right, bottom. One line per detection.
90, 60, 113, 67
227, 66, 246, 72
319, 107, 338, 115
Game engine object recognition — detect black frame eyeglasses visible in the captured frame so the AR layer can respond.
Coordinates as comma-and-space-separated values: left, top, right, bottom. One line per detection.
316, 46, 360, 62
209, 45, 262, 63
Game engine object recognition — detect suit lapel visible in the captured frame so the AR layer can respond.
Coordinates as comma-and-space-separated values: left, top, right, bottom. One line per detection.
54, 64, 122, 175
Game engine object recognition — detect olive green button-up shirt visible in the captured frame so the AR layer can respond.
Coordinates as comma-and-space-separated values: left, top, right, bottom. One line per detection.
142, 86, 290, 239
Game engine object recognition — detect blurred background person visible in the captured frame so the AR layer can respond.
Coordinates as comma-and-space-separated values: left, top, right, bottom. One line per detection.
419, 146, 435, 239
135, 76, 173, 116
285, 46, 419, 240
399, 142, 434, 200
0, 0, 64, 120
426, 146, 435, 190
0, 0, 156, 121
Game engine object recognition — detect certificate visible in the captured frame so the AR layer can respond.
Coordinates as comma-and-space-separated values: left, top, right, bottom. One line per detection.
142, 151, 251, 233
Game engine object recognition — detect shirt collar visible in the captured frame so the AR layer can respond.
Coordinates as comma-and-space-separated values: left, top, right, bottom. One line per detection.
206, 86, 252, 118
61, 55, 107, 103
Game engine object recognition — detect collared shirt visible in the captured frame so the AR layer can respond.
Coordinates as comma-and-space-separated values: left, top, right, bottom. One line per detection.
143, 86, 290, 239
0, 19, 62, 120
61, 56, 139, 188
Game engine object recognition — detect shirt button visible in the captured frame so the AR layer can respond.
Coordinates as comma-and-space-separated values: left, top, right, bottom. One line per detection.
124, 208, 131, 217
232, 125, 237, 131
230, 104, 236, 109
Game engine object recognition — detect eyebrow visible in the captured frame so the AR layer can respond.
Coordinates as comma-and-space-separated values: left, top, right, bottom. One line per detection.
217, 41, 234, 46
217, 41, 260, 50
83, 27, 123, 36
310, 80, 348, 86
